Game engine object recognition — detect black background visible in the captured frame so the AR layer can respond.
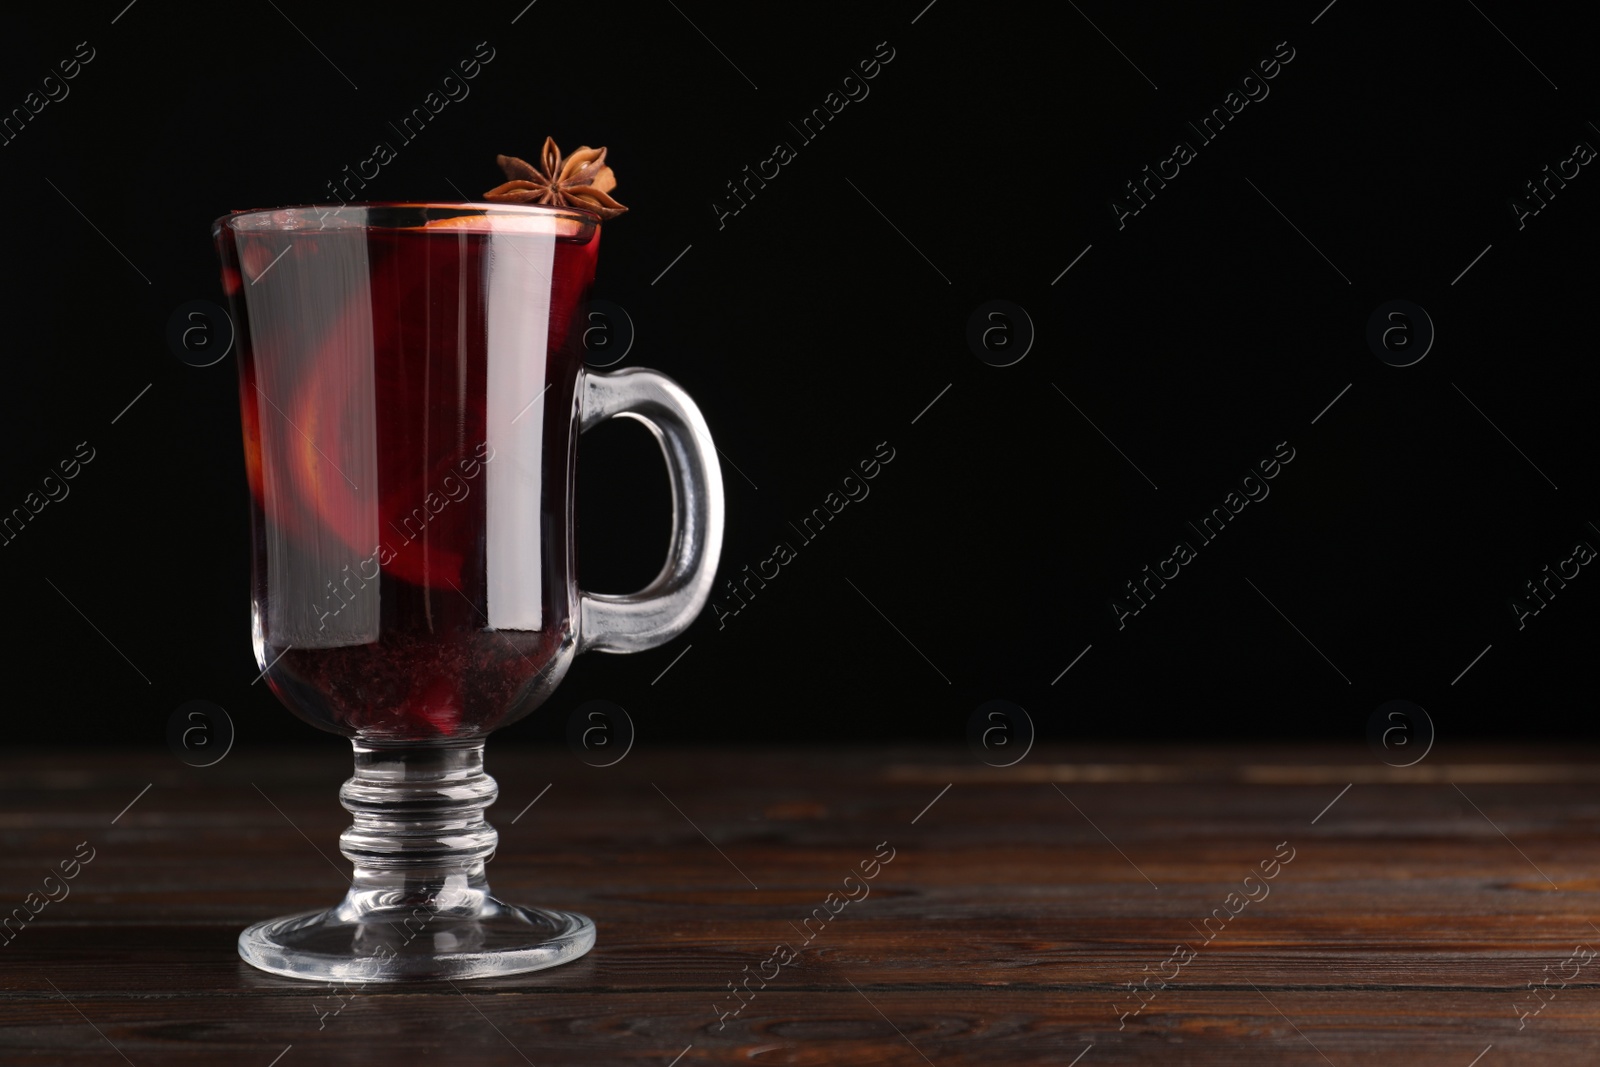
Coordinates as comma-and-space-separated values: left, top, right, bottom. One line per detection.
2, 1, 1596, 749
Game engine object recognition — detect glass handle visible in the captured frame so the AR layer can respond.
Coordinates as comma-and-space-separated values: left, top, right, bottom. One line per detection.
576, 367, 725, 654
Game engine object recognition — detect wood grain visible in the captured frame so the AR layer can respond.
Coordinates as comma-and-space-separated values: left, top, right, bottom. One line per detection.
3, 742, 1600, 1065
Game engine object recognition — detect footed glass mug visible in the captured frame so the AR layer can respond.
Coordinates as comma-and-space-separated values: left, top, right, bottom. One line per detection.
213, 202, 723, 981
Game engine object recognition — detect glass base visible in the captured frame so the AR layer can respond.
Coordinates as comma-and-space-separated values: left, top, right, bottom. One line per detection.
239, 897, 595, 982
238, 740, 594, 982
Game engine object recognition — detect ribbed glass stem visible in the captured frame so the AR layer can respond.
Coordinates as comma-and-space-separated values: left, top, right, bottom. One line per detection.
337, 740, 498, 911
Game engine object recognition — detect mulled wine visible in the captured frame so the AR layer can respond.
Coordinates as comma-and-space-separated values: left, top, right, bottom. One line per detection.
216, 205, 599, 742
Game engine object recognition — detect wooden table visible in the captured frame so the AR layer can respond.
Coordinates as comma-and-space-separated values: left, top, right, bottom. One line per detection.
4, 743, 1600, 1065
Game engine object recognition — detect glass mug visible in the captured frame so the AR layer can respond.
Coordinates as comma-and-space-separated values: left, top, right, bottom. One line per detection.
213, 202, 723, 980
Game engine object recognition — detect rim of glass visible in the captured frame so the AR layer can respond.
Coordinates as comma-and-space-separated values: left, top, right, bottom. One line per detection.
213, 201, 600, 237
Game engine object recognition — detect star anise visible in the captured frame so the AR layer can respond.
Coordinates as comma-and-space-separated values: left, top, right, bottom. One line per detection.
483, 136, 627, 219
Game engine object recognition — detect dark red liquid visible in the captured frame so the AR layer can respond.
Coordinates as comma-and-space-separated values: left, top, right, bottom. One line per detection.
217, 207, 599, 742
